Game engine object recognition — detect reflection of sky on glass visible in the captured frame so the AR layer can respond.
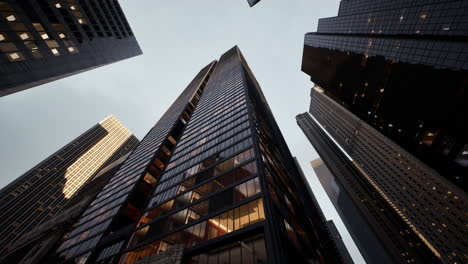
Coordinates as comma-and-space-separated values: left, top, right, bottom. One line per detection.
0, 1, 365, 263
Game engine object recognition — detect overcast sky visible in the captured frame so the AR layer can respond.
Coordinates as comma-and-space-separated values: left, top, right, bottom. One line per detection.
0, 0, 365, 263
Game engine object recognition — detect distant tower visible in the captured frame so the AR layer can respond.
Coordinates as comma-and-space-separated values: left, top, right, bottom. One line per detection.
0, 0, 141, 96
0, 115, 139, 255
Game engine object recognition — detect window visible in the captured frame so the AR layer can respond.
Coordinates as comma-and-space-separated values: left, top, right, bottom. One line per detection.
55, 3, 61, 8
51, 48, 60, 56
123, 199, 266, 264
41, 33, 49, 40
6, 14, 16, 21
7, 52, 24, 61
195, 235, 266, 264
0, 33, 4, 41
18, 32, 30, 40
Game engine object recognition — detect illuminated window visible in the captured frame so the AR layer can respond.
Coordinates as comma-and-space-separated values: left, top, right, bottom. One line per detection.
59, 33, 66, 39
78, 18, 85, 24
6, 15, 16, 21
70, 5, 76, 10
41, 33, 49, 40
18, 32, 30, 40
55, 3, 61, 8
7, 52, 23, 61
51, 48, 60, 56
420, 13, 427, 19
0, 33, 4, 41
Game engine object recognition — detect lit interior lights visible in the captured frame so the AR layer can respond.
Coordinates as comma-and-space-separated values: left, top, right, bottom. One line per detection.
55, 3, 61, 8
6, 15, 16, 21
51, 48, 60, 56
351, 160, 441, 258
59, 33, 66, 39
8, 52, 20, 60
70, 5, 76, 10
41, 33, 49, 40
19, 32, 29, 40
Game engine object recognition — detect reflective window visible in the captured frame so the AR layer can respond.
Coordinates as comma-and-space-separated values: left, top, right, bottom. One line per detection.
121, 199, 265, 264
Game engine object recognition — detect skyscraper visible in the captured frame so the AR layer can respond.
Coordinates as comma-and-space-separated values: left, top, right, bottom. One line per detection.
247, 0, 261, 7
0, 0, 141, 96
2, 153, 131, 264
0, 115, 139, 256
299, 1, 467, 263
52, 46, 343, 264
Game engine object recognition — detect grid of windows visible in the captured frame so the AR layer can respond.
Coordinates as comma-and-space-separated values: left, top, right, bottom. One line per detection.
55, 62, 217, 262
120, 199, 266, 264
0, 0, 141, 96
52, 47, 341, 264
187, 234, 267, 264
308, 88, 467, 263
0, 115, 138, 256
305, 33, 468, 70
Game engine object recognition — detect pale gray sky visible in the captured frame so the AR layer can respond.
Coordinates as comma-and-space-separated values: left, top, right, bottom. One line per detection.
0, 0, 365, 263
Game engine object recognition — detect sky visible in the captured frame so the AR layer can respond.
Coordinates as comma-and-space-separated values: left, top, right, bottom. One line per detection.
0, 0, 365, 263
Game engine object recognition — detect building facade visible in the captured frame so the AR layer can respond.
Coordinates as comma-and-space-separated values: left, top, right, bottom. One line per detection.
0, 115, 139, 256
310, 158, 393, 264
1, 153, 131, 264
0, 0, 141, 96
52, 46, 343, 264
300, 1, 468, 263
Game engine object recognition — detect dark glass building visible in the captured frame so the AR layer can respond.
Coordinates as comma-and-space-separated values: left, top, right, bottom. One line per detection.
299, 1, 468, 263
1, 153, 131, 264
0, 0, 141, 96
0, 115, 139, 256
52, 46, 343, 264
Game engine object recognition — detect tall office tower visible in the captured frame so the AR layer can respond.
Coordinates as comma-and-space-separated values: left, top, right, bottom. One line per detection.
2, 153, 131, 264
53, 46, 342, 264
0, 0, 141, 96
247, 0, 261, 7
300, 1, 468, 263
0, 115, 139, 256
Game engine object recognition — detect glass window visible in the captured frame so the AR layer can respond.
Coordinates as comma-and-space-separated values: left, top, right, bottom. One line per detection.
123, 199, 265, 264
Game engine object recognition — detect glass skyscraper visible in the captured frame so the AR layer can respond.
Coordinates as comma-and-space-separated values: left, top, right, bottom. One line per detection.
52, 46, 344, 264
0, 0, 141, 96
0, 115, 139, 256
299, 1, 467, 263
